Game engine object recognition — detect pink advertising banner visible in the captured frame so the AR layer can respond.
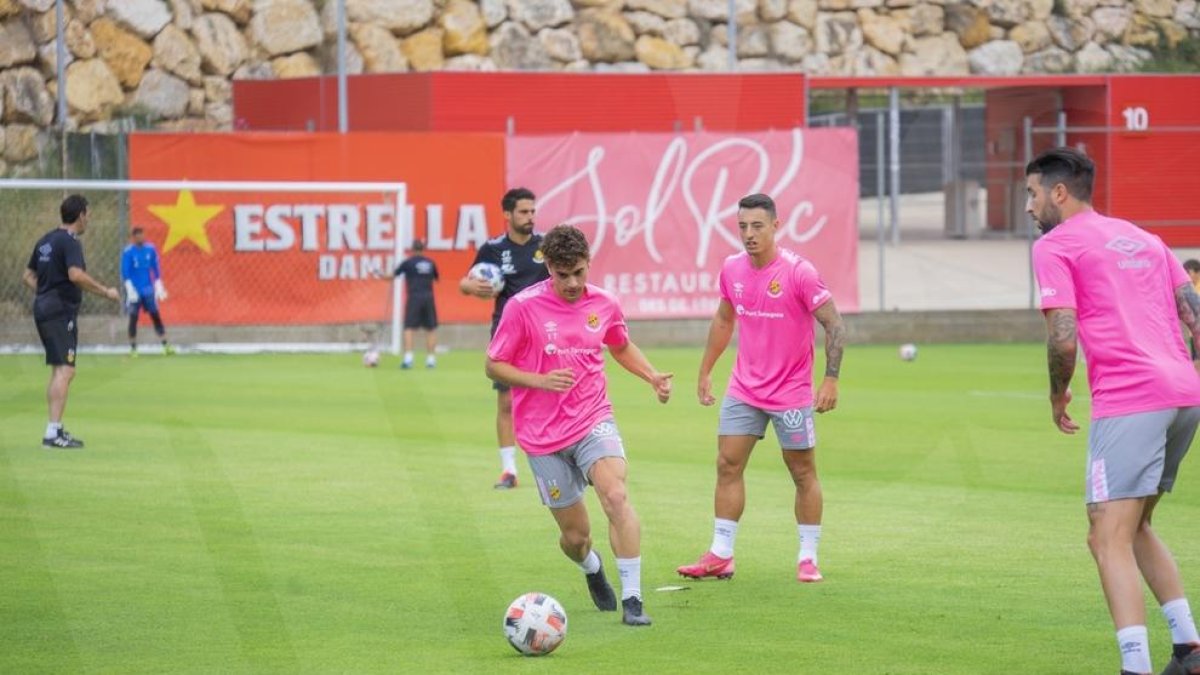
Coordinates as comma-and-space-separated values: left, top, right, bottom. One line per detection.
507, 129, 859, 319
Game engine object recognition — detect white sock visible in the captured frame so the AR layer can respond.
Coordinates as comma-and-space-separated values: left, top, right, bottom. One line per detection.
798, 524, 821, 564
710, 518, 738, 558
578, 549, 601, 575
425, 354, 436, 365
402, 351, 413, 363
499, 446, 517, 475
45, 422, 61, 439
616, 556, 641, 600
1163, 598, 1200, 644
1117, 625, 1152, 674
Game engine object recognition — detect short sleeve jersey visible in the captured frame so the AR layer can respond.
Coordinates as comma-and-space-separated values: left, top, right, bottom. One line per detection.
1033, 210, 1200, 419
27, 227, 86, 321
486, 280, 630, 455
719, 247, 833, 410
472, 233, 551, 324
395, 255, 438, 296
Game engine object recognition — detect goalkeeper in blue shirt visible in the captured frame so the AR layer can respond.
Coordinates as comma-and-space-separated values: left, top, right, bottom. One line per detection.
121, 227, 174, 356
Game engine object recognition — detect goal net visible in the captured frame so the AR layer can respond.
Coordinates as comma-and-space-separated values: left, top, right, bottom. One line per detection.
0, 178, 410, 354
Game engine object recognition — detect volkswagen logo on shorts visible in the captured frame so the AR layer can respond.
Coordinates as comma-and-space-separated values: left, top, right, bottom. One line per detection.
781, 409, 804, 429
591, 422, 616, 436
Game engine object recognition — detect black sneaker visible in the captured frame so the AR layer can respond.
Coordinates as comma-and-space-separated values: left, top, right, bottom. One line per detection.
1162, 642, 1200, 675
42, 430, 83, 449
621, 596, 651, 626
585, 562, 617, 611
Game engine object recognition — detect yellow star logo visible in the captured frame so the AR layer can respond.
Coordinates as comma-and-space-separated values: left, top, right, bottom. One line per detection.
149, 190, 224, 254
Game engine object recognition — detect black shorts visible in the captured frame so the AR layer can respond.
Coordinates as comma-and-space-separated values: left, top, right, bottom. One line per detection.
404, 295, 437, 330
36, 315, 78, 367
489, 317, 510, 393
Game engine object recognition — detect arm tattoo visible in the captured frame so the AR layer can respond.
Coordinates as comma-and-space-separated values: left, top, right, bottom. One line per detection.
1176, 283, 1200, 341
1046, 310, 1077, 396
814, 303, 845, 378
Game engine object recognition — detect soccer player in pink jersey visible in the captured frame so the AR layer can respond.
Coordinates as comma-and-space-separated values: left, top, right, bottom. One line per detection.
486, 224, 673, 626
1028, 147, 1200, 675
677, 193, 846, 584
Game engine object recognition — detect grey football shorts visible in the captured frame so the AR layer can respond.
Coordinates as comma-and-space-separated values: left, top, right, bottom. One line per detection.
527, 418, 627, 509
1086, 406, 1200, 503
718, 396, 816, 450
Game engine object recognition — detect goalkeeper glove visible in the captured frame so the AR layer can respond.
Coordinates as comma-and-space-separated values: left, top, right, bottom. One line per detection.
124, 280, 139, 303
154, 280, 168, 301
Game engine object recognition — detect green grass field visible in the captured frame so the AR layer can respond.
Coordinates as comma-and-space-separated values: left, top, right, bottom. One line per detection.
2, 344, 1198, 673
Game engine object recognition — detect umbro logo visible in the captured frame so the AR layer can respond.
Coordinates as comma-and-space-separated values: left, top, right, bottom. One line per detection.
1105, 237, 1146, 257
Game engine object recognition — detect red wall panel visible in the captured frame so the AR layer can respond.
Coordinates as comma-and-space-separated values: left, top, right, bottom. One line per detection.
1107, 75, 1200, 246
233, 72, 807, 134
1061, 85, 1109, 213
427, 72, 807, 132
233, 74, 434, 131
983, 87, 1063, 230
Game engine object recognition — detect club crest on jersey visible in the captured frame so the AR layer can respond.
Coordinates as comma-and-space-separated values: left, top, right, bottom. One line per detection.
733, 282, 744, 299
585, 313, 602, 332
533, 249, 544, 263
767, 279, 783, 298
544, 321, 558, 340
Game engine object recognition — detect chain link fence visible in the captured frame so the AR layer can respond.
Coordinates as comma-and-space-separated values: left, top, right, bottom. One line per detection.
1, 130, 132, 336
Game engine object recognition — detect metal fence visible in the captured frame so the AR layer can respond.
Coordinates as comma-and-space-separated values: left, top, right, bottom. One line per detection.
0, 130, 133, 325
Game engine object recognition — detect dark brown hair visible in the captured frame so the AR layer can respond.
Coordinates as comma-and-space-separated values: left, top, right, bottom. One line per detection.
541, 224, 590, 268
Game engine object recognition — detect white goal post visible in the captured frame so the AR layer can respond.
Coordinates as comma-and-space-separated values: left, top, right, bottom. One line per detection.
0, 178, 410, 355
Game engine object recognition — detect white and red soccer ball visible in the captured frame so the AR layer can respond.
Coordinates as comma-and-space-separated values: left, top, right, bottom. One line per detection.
503, 592, 567, 656
362, 350, 380, 367
899, 343, 918, 362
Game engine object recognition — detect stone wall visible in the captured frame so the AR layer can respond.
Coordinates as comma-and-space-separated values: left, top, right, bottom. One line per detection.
0, 0, 1197, 172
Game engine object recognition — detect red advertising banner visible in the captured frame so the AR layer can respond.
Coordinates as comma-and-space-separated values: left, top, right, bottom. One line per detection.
507, 129, 860, 318
129, 133, 506, 325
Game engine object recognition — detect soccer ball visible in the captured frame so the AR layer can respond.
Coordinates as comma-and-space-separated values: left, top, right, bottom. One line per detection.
469, 262, 505, 294
898, 343, 918, 362
503, 592, 567, 656
362, 350, 380, 367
